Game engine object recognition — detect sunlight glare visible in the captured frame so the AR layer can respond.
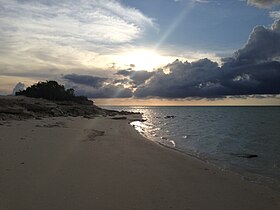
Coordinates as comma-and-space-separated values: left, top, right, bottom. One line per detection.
116, 49, 172, 71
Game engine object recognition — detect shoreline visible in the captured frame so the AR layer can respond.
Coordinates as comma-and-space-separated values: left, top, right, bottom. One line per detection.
0, 115, 279, 209
107, 105, 280, 193
133, 120, 280, 192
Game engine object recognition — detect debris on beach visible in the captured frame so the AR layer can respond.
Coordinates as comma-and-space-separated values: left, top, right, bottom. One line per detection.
230, 153, 258, 159
112, 116, 127, 120
164, 115, 175, 119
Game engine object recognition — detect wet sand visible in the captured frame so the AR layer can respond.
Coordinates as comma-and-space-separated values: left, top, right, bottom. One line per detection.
0, 115, 279, 210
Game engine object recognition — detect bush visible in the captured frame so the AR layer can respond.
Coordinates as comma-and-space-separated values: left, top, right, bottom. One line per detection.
16, 81, 92, 104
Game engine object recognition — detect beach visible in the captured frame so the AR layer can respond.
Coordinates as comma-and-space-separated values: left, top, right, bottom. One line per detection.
105, 106, 280, 188
0, 114, 279, 210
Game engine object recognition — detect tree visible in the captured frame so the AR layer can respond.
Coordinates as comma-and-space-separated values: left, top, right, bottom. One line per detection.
16, 81, 92, 104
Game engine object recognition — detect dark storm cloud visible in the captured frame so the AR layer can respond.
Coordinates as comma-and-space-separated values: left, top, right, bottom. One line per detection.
134, 59, 225, 98
220, 61, 280, 95
134, 20, 280, 98
247, 0, 280, 8
116, 70, 154, 86
224, 20, 280, 65
63, 74, 132, 98
63, 74, 107, 88
73, 85, 133, 98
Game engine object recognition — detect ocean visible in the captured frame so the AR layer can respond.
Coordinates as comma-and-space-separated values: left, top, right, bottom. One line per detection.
103, 106, 280, 189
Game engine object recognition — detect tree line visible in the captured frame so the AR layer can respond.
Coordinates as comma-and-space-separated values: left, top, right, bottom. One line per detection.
16, 81, 91, 104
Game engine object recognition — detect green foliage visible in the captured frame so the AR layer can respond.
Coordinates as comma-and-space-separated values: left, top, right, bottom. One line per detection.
16, 81, 91, 104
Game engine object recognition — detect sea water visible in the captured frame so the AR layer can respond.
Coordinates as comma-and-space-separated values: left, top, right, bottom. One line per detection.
103, 106, 280, 189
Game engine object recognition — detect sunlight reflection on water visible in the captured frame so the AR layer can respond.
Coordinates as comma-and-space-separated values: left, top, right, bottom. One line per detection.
103, 106, 280, 190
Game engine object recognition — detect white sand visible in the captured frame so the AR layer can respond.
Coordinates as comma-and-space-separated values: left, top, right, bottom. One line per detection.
0, 115, 279, 210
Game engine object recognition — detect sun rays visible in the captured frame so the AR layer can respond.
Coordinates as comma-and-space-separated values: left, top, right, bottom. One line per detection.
115, 49, 175, 71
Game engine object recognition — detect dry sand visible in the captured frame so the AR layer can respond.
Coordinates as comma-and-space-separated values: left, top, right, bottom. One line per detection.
0, 115, 279, 210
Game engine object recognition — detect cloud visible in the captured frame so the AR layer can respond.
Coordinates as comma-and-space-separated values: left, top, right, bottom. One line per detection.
227, 20, 280, 64
12, 82, 25, 95
0, 0, 155, 76
116, 70, 155, 86
134, 20, 280, 98
2, 1, 280, 99
4, 0, 154, 43
74, 85, 133, 98
63, 74, 107, 88
134, 59, 224, 98
174, 0, 210, 3
63, 73, 132, 98
193, 0, 210, 3
61, 20, 280, 99
270, 10, 280, 19
247, 0, 280, 8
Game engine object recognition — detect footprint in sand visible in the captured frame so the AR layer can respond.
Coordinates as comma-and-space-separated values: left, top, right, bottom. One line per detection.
83, 129, 105, 142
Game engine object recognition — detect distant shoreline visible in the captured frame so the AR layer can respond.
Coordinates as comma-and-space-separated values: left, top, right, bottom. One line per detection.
101, 105, 280, 107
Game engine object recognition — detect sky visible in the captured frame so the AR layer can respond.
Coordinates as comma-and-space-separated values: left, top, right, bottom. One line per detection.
0, 0, 280, 105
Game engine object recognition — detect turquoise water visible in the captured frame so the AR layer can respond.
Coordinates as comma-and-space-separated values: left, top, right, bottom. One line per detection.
103, 106, 280, 188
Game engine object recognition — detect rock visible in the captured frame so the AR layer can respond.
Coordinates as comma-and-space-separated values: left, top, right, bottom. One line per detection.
0, 96, 134, 121
120, 110, 132, 115
164, 115, 175, 119
112, 116, 127, 120
133, 118, 146, 122
0, 107, 25, 114
23, 103, 49, 112
230, 153, 258, 159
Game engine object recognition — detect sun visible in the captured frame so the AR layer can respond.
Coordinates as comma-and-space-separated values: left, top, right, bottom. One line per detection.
116, 49, 173, 71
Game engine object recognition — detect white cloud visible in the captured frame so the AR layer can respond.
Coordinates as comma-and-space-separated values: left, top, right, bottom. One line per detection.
270, 10, 280, 19
194, 0, 210, 3
0, 0, 155, 76
174, 0, 209, 3
247, 0, 280, 8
